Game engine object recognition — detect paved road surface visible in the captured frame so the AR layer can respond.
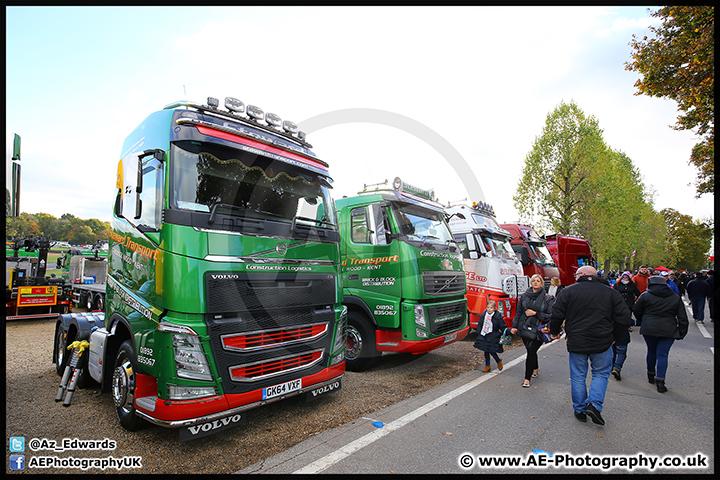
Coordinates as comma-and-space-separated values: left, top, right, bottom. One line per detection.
240, 300, 714, 474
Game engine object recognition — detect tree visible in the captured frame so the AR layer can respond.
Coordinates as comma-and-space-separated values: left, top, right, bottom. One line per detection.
626, 6, 714, 196
514, 100, 607, 235
662, 208, 713, 271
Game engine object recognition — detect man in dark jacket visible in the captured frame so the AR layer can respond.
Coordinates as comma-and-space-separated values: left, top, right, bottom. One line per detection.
686, 273, 711, 323
549, 266, 632, 426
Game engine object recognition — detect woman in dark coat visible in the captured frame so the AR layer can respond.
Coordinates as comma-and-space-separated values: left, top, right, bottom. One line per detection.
633, 275, 689, 393
511, 274, 554, 387
473, 300, 506, 372
610, 271, 641, 380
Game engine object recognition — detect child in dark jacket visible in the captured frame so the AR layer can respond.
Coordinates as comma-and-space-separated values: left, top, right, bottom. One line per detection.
473, 301, 506, 372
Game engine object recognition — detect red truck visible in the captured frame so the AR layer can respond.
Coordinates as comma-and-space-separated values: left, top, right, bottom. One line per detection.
500, 223, 559, 291
544, 233, 596, 286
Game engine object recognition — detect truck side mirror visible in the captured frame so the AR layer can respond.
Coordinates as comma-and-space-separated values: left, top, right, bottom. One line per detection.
465, 233, 480, 259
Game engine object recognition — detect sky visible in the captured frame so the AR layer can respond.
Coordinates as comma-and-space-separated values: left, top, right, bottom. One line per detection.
5, 6, 715, 236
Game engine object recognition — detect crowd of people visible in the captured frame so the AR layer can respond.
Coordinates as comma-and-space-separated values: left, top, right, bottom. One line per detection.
472, 264, 715, 427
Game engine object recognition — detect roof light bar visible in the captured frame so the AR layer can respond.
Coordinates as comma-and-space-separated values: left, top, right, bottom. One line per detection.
171, 95, 310, 144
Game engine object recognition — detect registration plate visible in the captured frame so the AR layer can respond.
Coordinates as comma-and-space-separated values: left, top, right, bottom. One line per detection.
263, 378, 302, 400
444, 332, 458, 343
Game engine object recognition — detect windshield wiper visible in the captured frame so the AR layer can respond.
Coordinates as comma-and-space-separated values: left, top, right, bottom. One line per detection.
208, 203, 247, 224
291, 215, 336, 233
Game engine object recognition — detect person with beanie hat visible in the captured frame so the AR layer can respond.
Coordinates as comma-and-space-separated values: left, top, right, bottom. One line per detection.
633, 275, 689, 393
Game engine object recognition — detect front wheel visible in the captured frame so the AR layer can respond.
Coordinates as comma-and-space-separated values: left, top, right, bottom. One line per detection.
54, 325, 68, 376
345, 312, 380, 372
112, 340, 145, 431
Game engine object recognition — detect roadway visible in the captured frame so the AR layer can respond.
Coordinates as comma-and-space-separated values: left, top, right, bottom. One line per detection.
239, 300, 714, 474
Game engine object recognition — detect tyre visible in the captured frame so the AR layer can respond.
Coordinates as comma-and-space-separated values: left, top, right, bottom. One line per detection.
95, 293, 105, 312
111, 340, 145, 431
54, 325, 68, 376
345, 312, 380, 372
84, 293, 93, 311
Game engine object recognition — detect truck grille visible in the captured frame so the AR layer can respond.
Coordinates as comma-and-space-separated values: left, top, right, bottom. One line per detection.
427, 301, 466, 335
423, 271, 465, 296
204, 272, 337, 394
221, 323, 328, 352
228, 350, 324, 382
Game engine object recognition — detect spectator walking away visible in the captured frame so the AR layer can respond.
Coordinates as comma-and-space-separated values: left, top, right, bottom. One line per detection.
660, 271, 680, 295
686, 272, 711, 323
549, 266, 631, 425
473, 300, 505, 372
547, 276, 563, 299
678, 272, 689, 297
511, 274, 554, 388
633, 275, 689, 393
706, 270, 715, 322
611, 271, 640, 380
633, 265, 651, 293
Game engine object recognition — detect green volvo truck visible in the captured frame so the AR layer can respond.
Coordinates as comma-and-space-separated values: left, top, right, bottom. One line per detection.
336, 177, 469, 371
53, 96, 346, 440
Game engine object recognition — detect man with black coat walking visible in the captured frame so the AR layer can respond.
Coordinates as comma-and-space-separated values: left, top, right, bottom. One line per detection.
549, 266, 632, 426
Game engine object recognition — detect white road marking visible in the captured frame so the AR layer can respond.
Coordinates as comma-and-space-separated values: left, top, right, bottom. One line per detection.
293, 343, 551, 474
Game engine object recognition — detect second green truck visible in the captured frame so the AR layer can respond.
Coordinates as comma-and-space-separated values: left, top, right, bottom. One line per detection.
336, 178, 469, 371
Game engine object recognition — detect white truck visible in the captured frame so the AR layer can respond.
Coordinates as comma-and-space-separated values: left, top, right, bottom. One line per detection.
447, 202, 529, 329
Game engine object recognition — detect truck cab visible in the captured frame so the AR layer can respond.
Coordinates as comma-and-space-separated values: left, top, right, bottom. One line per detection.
54, 96, 346, 440
335, 177, 469, 371
500, 223, 559, 291
447, 203, 528, 329
544, 233, 596, 286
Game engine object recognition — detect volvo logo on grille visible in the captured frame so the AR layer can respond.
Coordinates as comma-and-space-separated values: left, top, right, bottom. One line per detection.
211, 274, 240, 280
276, 243, 288, 256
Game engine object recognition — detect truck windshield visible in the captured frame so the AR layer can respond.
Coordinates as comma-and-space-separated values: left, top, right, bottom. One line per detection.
170, 140, 336, 228
392, 203, 455, 247
481, 233, 517, 259
527, 242, 556, 267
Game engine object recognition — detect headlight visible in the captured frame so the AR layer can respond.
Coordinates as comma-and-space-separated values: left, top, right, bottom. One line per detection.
414, 304, 426, 327
172, 334, 213, 381
166, 384, 217, 400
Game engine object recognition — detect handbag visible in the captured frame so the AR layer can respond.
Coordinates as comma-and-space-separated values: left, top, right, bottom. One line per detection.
519, 315, 540, 341
499, 328, 512, 346
537, 323, 561, 343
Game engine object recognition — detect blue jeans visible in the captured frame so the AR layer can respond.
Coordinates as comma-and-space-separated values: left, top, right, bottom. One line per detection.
690, 298, 706, 321
569, 346, 613, 413
484, 351, 500, 365
612, 343, 628, 371
643, 336, 674, 380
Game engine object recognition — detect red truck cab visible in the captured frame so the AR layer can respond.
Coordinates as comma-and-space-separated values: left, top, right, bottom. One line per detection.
500, 223, 559, 291
544, 233, 595, 286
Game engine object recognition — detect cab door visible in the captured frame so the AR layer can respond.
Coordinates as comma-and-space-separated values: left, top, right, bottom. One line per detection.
344, 204, 401, 328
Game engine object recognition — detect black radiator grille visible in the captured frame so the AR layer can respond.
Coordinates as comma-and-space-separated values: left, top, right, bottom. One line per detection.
422, 271, 466, 296
204, 272, 337, 394
427, 301, 466, 335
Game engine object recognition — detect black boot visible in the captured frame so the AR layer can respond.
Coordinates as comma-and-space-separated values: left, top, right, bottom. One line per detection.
647, 372, 655, 384
655, 379, 667, 393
